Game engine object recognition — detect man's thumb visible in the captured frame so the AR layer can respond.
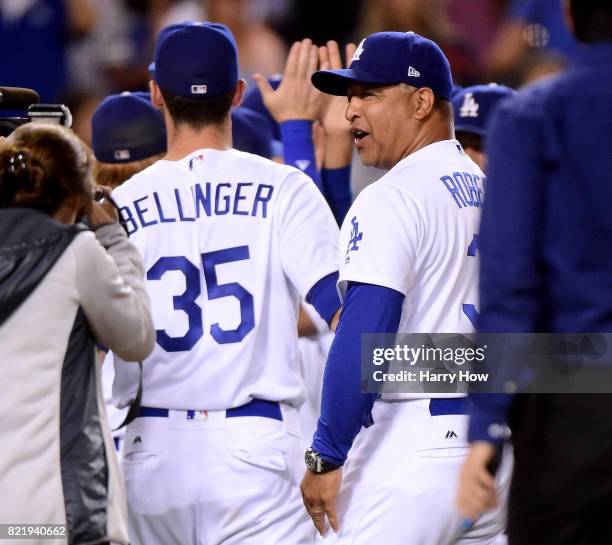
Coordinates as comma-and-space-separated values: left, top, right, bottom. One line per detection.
253, 73, 274, 101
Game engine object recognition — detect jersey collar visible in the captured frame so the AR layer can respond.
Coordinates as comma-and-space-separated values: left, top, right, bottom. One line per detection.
391, 139, 462, 173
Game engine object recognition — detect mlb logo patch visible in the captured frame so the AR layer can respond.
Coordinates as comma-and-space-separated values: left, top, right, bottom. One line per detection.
189, 154, 205, 170
187, 410, 209, 421
191, 84, 208, 95
114, 149, 131, 160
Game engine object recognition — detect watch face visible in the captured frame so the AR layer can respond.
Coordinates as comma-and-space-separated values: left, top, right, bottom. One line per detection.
305, 448, 318, 472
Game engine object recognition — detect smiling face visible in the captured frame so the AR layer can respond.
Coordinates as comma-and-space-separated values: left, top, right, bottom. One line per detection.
346, 82, 419, 170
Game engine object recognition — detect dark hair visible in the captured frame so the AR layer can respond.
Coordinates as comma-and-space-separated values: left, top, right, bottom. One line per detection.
570, 0, 612, 43
434, 94, 452, 122
94, 153, 164, 189
0, 123, 93, 215
455, 131, 483, 152
160, 88, 234, 131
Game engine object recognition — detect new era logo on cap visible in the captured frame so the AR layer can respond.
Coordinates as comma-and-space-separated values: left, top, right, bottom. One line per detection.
407, 66, 420, 77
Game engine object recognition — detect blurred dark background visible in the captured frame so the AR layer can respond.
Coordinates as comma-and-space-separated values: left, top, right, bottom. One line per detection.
0, 0, 578, 144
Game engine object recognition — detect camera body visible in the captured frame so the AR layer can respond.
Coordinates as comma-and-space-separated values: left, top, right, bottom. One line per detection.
0, 87, 72, 137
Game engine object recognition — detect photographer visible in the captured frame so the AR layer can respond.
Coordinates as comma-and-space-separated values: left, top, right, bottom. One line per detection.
0, 122, 155, 545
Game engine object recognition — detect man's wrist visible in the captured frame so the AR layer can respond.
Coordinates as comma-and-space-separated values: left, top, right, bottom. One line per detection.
305, 447, 342, 474
280, 119, 314, 129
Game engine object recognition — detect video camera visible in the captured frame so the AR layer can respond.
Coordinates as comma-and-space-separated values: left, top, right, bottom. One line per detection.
0, 86, 72, 137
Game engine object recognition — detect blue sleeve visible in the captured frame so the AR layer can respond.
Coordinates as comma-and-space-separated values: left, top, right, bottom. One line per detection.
322, 166, 353, 226
468, 394, 512, 445
280, 120, 323, 192
479, 96, 547, 333
468, 93, 547, 444
305, 272, 341, 326
312, 282, 404, 465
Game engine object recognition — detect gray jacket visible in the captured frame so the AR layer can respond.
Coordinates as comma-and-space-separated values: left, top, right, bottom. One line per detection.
0, 208, 155, 545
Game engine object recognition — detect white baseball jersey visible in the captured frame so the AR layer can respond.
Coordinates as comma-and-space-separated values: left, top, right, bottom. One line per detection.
337, 139, 485, 399
297, 302, 334, 441
111, 148, 339, 410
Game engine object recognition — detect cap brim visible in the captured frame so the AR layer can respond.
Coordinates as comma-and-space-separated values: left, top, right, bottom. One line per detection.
311, 68, 395, 96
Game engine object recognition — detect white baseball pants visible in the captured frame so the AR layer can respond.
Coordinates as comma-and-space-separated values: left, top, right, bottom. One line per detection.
319, 399, 511, 545
122, 404, 315, 545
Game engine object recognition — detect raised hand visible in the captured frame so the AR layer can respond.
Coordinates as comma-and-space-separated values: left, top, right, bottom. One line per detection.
318, 41, 356, 137
253, 39, 322, 123
317, 41, 356, 169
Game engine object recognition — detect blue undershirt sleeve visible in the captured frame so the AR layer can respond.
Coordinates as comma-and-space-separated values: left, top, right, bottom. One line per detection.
312, 282, 404, 465
280, 120, 323, 192
322, 166, 353, 226
305, 272, 341, 326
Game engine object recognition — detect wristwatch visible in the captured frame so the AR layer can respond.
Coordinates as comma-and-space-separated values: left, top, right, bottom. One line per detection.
305, 447, 341, 474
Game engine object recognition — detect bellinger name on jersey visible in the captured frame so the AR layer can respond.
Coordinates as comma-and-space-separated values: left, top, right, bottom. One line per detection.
119, 181, 275, 235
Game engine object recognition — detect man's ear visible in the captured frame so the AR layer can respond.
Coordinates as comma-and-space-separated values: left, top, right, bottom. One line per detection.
413, 88, 435, 120
231, 79, 248, 108
149, 80, 165, 109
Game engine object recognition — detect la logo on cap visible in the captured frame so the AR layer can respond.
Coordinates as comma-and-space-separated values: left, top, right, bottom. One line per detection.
459, 92, 479, 118
352, 39, 365, 62
191, 84, 208, 95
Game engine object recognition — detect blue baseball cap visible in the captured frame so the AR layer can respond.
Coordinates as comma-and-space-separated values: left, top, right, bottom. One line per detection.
452, 83, 516, 136
231, 107, 273, 159
312, 31, 453, 101
154, 21, 238, 98
92, 91, 166, 163
451, 83, 464, 99
148, 22, 192, 74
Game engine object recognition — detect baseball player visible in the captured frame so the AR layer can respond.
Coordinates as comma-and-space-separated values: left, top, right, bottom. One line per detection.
452, 83, 516, 172
92, 90, 169, 458
300, 32, 509, 544
92, 91, 167, 189
93, 93, 281, 459
111, 22, 340, 545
